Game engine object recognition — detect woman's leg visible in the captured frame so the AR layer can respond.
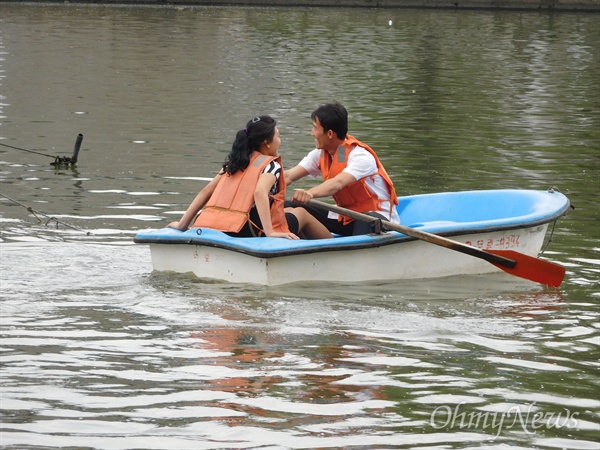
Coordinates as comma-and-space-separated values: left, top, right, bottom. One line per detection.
285, 207, 333, 239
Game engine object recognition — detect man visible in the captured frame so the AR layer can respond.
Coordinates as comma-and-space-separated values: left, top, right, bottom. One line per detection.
285, 102, 400, 235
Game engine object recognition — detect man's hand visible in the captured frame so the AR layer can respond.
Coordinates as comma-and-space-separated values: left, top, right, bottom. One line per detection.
291, 189, 314, 205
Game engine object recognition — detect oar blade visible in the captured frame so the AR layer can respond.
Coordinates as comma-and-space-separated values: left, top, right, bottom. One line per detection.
306, 199, 566, 287
486, 249, 566, 288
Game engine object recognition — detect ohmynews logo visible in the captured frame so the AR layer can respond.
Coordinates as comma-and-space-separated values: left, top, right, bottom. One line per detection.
430, 402, 579, 438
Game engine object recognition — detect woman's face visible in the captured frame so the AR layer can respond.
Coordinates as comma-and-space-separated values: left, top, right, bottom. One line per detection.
267, 126, 281, 156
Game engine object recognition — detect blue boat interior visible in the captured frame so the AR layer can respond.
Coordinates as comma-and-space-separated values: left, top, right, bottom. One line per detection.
399, 189, 568, 229
134, 189, 571, 257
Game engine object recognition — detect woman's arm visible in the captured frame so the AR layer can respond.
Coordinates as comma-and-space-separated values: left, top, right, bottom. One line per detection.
254, 173, 298, 239
168, 172, 223, 230
254, 172, 277, 236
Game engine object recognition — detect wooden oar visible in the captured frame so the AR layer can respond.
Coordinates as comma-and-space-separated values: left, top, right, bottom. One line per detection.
307, 199, 566, 288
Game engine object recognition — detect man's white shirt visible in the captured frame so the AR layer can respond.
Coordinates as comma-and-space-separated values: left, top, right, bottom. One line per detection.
298, 146, 400, 223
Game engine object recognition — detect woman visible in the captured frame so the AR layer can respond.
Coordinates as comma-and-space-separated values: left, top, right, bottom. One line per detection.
168, 115, 332, 240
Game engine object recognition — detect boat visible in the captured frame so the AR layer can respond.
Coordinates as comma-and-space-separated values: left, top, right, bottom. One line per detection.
133, 188, 570, 286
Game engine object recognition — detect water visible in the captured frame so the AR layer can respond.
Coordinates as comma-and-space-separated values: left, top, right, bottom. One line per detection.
1, 3, 599, 449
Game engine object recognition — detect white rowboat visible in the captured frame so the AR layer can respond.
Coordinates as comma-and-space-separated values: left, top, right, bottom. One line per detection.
134, 189, 570, 286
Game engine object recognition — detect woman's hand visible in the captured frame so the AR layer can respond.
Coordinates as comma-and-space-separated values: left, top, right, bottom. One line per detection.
267, 231, 299, 240
167, 221, 187, 231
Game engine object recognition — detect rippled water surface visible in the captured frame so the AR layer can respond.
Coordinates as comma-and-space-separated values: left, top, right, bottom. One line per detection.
1, 4, 599, 449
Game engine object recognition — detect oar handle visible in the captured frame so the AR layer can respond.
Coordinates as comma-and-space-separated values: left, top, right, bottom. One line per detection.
307, 199, 517, 268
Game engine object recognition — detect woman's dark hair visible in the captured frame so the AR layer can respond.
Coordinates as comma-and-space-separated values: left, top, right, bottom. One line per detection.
311, 102, 348, 140
222, 115, 277, 175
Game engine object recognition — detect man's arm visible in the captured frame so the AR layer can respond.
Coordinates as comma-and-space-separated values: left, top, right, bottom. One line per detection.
291, 172, 357, 204
284, 165, 310, 186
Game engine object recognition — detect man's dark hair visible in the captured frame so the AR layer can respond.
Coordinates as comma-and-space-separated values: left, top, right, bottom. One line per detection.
311, 102, 348, 140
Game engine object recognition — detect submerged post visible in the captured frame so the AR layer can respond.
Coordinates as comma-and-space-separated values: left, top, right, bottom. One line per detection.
71, 133, 83, 163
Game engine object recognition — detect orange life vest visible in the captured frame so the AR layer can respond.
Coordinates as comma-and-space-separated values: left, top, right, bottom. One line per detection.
320, 135, 398, 224
193, 152, 290, 234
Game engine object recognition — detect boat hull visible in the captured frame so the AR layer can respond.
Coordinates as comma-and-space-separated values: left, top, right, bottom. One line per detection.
135, 189, 570, 286
148, 224, 549, 285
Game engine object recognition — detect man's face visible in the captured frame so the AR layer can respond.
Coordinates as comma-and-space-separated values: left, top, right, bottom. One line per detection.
310, 117, 330, 150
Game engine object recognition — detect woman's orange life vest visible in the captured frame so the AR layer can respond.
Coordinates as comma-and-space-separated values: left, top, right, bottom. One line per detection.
319, 134, 398, 224
193, 152, 290, 234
